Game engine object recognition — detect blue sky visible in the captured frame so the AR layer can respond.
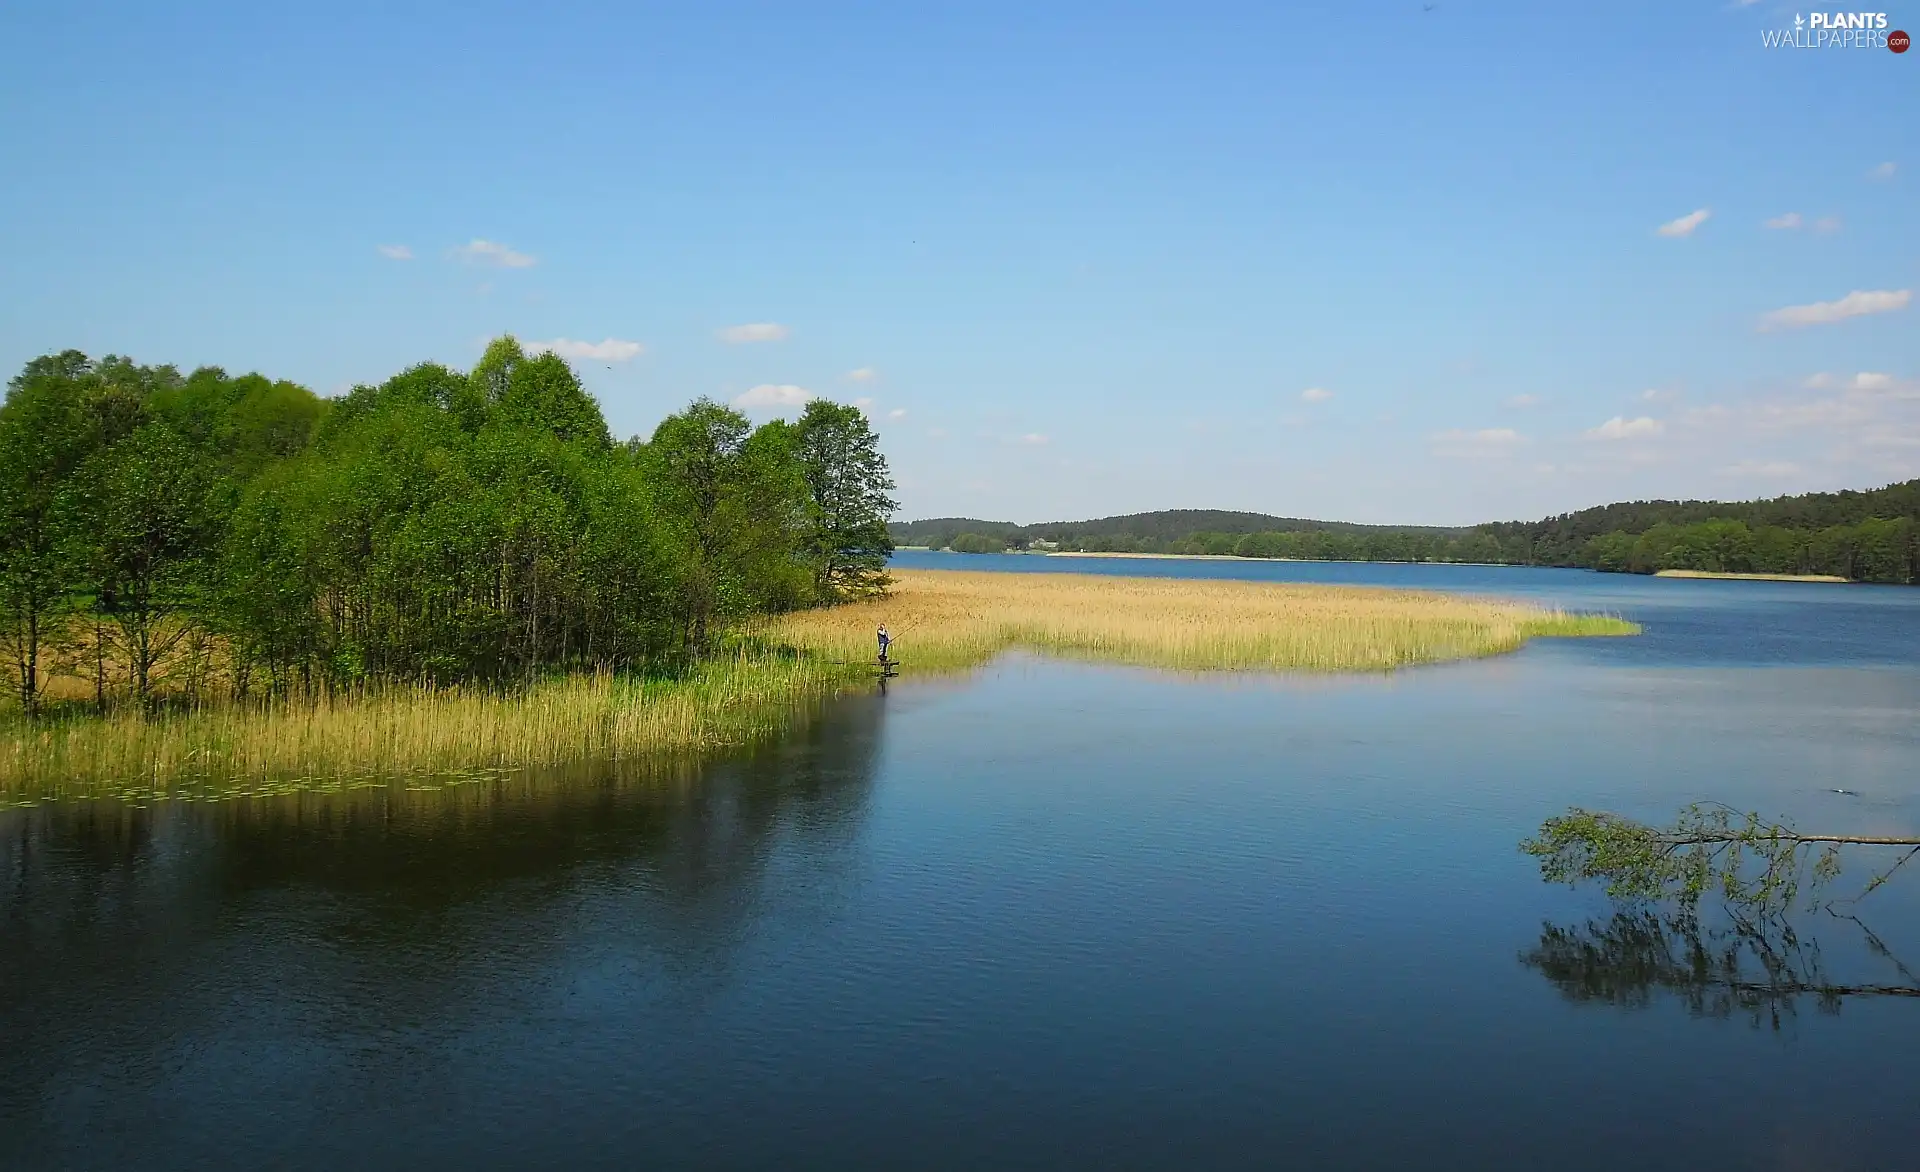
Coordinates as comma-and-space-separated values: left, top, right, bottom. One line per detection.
2, 0, 1914, 524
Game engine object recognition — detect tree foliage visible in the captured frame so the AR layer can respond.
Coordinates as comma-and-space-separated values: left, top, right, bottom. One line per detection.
794, 399, 896, 598
1523, 803, 1920, 918
948, 532, 1007, 554
0, 338, 898, 711
1523, 803, 1920, 1020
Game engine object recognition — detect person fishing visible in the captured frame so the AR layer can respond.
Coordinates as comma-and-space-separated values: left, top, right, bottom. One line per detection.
876, 624, 891, 665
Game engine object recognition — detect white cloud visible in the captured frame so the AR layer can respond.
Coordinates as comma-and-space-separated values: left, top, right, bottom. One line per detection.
1759, 289, 1911, 330
1720, 460, 1802, 479
523, 338, 644, 362
1016, 433, 1049, 446
732, 383, 812, 409
845, 367, 878, 382
1868, 161, 1897, 180
852, 396, 875, 409
888, 408, 908, 420
716, 322, 791, 344
450, 239, 536, 268
1666, 369, 1920, 484
1639, 388, 1675, 402
1763, 213, 1803, 231
377, 244, 415, 260
1656, 208, 1711, 238
1430, 428, 1526, 458
1503, 394, 1542, 409
1586, 415, 1665, 440
1813, 216, 1842, 235
1299, 387, 1334, 403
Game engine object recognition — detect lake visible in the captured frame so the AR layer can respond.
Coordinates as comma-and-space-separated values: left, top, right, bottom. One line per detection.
4, 553, 1918, 1171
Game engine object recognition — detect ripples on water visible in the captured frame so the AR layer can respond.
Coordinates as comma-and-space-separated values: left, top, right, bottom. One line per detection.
3, 558, 1918, 1171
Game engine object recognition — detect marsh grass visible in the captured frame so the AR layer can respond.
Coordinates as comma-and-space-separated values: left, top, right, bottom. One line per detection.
2, 568, 1635, 805
0, 652, 852, 807
773, 569, 1637, 674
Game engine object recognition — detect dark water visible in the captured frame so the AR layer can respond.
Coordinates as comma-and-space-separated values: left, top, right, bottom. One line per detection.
5, 557, 1919, 1171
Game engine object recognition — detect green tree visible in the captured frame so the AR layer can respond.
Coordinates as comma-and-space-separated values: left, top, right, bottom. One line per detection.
793, 399, 897, 599
0, 354, 98, 715
1524, 803, 1920, 918
1581, 531, 1635, 572
77, 421, 215, 705
494, 349, 612, 451
949, 532, 1005, 553
642, 400, 810, 654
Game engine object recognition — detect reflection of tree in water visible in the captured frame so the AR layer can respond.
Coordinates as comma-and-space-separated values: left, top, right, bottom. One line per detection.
0, 689, 889, 1146
1522, 911, 1920, 1030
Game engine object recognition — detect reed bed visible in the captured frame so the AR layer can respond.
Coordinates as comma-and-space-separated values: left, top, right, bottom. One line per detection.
2, 568, 1635, 806
773, 569, 1637, 674
0, 652, 850, 807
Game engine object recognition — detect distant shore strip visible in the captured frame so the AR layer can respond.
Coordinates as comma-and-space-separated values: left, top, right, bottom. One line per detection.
1652, 569, 1849, 583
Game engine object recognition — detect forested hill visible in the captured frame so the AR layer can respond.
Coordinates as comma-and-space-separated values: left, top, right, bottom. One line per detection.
890, 510, 1465, 548
1478, 480, 1920, 566
895, 479, 1920, 583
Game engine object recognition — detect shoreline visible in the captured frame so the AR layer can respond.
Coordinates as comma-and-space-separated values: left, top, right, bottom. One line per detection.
6, 568, 1639, 805
1043, 551, 1245, 560
1653, 569, 1849, 583
930, 550, 1529, 569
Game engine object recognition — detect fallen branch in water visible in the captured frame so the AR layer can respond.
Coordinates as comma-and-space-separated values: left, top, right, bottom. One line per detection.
1522, 802, 1920, 917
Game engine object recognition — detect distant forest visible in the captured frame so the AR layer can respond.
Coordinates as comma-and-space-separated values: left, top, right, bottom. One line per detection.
893, 480, 1920, 584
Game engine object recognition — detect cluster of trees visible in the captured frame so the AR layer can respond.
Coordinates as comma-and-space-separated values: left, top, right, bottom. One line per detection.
1579, 518, 1916, 580
0, 338, 895, 716
1482, 480, 1920, 576
944, 533, 1008, 554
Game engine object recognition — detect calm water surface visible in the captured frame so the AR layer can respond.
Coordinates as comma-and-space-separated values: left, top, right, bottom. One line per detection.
4, 555, 1918, 1170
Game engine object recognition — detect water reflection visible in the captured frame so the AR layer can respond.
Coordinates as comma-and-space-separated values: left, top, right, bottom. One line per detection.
0, 690, 888, 1160
1522, 911, 1920, 1028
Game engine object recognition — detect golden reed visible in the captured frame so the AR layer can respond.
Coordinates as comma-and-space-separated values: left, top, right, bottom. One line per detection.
2, 569, 1634, 803
773, 568, 1636, 674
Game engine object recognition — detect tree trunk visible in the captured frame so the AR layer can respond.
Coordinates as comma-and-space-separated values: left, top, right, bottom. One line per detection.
93, 620, 108, 712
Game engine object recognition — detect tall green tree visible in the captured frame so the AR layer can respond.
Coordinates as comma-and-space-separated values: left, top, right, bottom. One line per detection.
643, 400, 811, 654
77, 421, 215, 705
793, 399, 897, 599
0, 354, 98, 715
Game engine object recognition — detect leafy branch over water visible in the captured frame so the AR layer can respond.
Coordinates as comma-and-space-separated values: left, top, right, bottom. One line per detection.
1521, 803, 1920, 1020
1522, 802, 1920, 917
